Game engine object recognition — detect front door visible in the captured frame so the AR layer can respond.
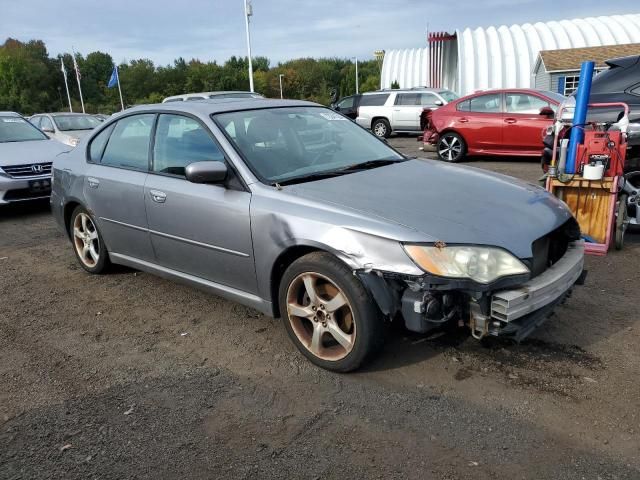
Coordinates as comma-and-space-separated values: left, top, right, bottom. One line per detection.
83, 113, 155, 262
143, 113, 256, 294
503, 92, 554, 154
392, 92, 423, 130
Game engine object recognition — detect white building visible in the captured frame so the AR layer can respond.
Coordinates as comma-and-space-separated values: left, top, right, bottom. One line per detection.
380, 13, 640, 95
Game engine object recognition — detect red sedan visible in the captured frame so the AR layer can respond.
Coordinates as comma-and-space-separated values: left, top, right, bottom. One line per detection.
420, 89, 566, 162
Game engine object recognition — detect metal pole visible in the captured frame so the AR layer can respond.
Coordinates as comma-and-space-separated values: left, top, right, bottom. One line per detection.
116, 66, 125, 111
61, 58, 73, 112
354, 57, 359, 94
244, 0, 254, 92
566, 61, 595, 174
72, 48, 85, 113
279, 74, 284, 99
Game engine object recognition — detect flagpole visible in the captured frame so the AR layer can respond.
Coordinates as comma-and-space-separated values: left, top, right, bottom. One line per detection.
72, 47, 85, 113
116, 66, 125, 111
61, 58, 73, 112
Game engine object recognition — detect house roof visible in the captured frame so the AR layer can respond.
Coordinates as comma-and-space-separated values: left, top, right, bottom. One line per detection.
537, 43, 640, 73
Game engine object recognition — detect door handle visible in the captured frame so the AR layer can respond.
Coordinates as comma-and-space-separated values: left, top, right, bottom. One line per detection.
87, 177, 99, 188
504, 118, 517, 124
149, 190, 167, 203
458, 118, 469, 123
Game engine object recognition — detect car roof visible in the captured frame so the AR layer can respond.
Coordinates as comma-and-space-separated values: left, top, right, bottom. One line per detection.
125, 98, 320, 116
0, 111, 21, 117
364, 87, 449, 95
164, 91, 264, 101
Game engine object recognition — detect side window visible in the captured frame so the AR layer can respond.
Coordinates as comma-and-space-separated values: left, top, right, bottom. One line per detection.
101, 114, 155, 170
153, 114, 224, 176
88, 124, 115, 163
359, 94, 389, 106
505, 93, 550, 114
395, 93, 421, 106
468, 94, 502, 113
631, 83, 640, 96
30, 116, 41, 128
41, 117, 54, 131
457, 100, 470, 112
420, 93, 439, 106
337, 97, 354, 109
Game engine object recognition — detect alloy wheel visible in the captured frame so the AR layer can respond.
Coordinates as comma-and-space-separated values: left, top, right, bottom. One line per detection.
439, 135, 463, 162
286, 272, 356, 361
374, 123, 387, 137
73, 213, 100, 268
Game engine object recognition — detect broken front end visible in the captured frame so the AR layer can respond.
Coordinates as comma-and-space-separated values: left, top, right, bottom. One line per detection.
358, 220, 586, 342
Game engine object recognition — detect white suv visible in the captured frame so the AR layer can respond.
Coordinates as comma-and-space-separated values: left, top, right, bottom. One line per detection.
356, 88, 459, 138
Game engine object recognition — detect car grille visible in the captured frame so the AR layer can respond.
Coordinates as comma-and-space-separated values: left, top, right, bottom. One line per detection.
528, 218, 580, 278
1, 162, 52, 178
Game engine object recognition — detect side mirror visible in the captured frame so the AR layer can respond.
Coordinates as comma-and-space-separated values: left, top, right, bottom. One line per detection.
42, 127, 54, 133
434, 100, 444, 106
185, 161, 227, 184
539, 106, 555, 117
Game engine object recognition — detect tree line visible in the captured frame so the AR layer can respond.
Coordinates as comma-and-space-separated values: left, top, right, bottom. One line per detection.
0, 38, 382, 115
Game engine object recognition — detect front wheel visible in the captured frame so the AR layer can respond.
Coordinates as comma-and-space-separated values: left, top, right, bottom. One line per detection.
70, 206, 110, 273
279, 252, 383, 372
437, 132, 466, 162
615, 194, 629, 251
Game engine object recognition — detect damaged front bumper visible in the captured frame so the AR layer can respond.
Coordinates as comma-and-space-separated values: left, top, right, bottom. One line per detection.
360, 241, 585, 342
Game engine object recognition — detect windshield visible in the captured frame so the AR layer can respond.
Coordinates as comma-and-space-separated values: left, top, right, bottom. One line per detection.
214, 107, 404, 183
542, 91, 567, 103
53, 115, 101, 131
439, 90, 460, 102
0, 116, 48, 143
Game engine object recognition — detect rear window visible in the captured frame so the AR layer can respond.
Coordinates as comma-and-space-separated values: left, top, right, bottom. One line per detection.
468, 94, 502, 113
360, 94, 389, 107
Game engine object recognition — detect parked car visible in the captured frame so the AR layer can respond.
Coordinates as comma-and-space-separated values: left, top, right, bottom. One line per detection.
93, 114, 110, 122
51, 99, 584, 372
0, 112, 69, 204
355, 88, 459, 138
29, 112, 102, 147
331, 94, 361, 119
163, 91, 264, 103
421, 89, 565, 162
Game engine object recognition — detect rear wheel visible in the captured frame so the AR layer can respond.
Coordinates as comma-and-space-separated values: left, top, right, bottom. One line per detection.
70, 206, 110, 273
437, 132, 466, 162
279, 252, 383, 372
372, 118, 391, 138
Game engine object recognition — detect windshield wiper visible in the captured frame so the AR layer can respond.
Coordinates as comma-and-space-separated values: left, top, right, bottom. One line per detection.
274, 170, 347, 186
337, 157, 407, 173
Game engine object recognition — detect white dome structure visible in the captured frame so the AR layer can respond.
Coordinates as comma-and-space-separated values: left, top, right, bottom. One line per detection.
380, 13, 640, 95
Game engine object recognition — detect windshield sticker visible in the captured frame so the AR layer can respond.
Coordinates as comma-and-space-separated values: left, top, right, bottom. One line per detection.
320, 112, 347, 121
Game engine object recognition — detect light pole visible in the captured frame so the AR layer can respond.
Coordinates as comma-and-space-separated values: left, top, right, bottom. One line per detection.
244, 0, 254, 92
279, 73, 284, 99
352, 56, 359, 94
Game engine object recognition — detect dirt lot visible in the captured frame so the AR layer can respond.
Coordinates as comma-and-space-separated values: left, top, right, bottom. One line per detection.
2, 137, 639, 479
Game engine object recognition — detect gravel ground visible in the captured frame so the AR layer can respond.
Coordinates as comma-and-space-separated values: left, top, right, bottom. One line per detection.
1, 137, 639, 479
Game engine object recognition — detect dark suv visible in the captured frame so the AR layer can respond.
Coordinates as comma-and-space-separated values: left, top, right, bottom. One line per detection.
331, 94, 362, 119
589, 54, 640, 122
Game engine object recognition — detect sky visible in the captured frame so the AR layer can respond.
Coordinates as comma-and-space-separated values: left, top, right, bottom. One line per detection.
0, 0, 635, 66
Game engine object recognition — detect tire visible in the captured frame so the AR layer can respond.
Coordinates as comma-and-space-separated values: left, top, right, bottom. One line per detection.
371, 118, 391, 138
437, 132, 466, 162
69, 205, 110, 273
615, 194, 628, 251
278, 252, 384, 372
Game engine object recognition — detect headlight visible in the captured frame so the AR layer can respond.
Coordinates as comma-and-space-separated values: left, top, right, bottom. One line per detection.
403, 244, 529, 284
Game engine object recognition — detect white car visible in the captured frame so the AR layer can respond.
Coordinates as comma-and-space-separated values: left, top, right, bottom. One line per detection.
0, 111, 69, 204
29, 113, 101, 147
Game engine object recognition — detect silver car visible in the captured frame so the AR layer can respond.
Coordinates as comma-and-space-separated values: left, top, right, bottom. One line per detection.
356, 88, 459, 138
0, 112, 69, 204
51, 99, 584, 372
163, 91, 264, 103
29, 112, 102, 147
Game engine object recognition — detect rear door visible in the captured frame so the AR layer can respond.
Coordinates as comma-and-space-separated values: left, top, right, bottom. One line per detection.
392, 93, 423, 130
143, 113, 256, 293
457, 93, 504, 152
503, 92, 553, 153
83, 114, 155, 261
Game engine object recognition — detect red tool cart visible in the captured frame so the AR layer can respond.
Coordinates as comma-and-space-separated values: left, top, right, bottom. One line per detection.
545, 102, 630, 255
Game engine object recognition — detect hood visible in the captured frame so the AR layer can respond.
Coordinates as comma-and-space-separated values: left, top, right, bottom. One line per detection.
56, 130, 91, 145
0, 139, 70, 167
286, 160, 572, 259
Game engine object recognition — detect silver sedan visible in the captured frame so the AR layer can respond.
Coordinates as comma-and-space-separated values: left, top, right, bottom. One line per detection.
50, 99, 584, 371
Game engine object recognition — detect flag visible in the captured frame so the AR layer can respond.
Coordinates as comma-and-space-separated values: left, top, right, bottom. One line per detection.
107, 66, 119, 89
